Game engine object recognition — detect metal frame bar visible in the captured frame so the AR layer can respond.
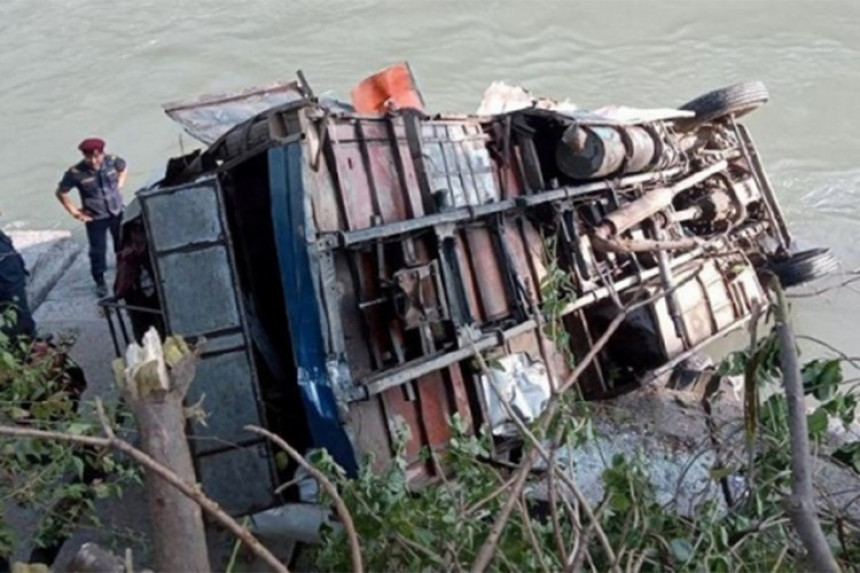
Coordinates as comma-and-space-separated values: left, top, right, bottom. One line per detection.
354, 245, 710, 400
328, 167, 685, 248
732, 122, 792, 249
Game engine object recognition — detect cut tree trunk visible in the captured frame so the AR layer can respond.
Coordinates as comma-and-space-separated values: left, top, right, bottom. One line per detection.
118, 328, 211, 572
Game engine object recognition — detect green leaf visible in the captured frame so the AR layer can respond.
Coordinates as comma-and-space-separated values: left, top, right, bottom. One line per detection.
274, 451, 289, 472
807, 408, 829, 440
66, 423, 91, 435
9, 406, 30, 420
802, 359, 842, 401
833, 442, 860, 473
669, 538, 693, 563
487, 359, 506, 372
72, 456, 85, 479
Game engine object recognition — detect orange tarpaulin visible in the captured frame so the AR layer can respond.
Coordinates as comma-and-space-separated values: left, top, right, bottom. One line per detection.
351, 62, 425, 114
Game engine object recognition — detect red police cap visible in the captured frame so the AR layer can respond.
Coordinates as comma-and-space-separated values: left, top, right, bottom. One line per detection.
78, 138, 105, 153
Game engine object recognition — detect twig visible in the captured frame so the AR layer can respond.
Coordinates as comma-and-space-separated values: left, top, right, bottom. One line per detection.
470, 275, 699, 571
474, 349, 619, 569
786, 270, 860, 299
795, 334, 860, 370
470, 448, 539, 573
568, 520, 599, 573
630, 548, 649, 573
0, 418, 288, 573
772, 278, 840, 572
771, 543, 790, 572
245, 425, 364, 573
464, 473, 518, 516
516, 496, 552, 573
547, 455, 569, 565
226, 517, 250, 573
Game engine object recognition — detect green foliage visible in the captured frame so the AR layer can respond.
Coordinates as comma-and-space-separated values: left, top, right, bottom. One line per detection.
833, 442, 860, 473
303, 321, 860, 571
802, 359, 843, 402
539, 236, 576, 368
311, 415, 566, 572
0, 325, 140, 559
299, 271, 860, 572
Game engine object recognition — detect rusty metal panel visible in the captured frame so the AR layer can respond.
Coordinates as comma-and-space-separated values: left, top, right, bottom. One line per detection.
394, 134, 425, 218
415, 371, 454, 449
373, 365, 473, 482
454, 232, 484, 324
309, 159, 344, 233
505, 217, 547, 306
420, 120, 499, 209
325, 116, 434, 232
331, 142, 375, 230
381, 382, 426, 469
446, 364, 473, 430
464, 227, 510, 322
367, 142, 407, 223
348, 397, 393, 473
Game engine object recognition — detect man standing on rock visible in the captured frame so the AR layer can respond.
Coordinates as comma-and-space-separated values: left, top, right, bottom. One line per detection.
55, 138, 127, 297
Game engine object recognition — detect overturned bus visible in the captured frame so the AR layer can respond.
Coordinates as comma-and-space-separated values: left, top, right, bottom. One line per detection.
101, 66, 835, 527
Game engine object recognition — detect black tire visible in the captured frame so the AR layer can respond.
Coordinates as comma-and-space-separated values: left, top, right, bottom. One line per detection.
768, 248, 839, 288
676, 81, 769, 131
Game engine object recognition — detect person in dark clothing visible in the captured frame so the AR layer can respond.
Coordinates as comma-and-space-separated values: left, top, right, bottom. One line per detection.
55, 138, 127, 297
0, 229, 36, 340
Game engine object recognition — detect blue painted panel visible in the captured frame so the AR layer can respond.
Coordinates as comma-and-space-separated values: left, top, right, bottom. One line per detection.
268, 144, 358, 476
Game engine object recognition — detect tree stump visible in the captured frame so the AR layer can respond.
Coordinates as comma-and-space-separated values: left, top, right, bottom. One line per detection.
118, 328, 211, 572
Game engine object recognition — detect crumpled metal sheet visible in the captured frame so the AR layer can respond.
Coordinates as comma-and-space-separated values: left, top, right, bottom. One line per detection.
163, 81, 304, 145
481, 353, 552, 437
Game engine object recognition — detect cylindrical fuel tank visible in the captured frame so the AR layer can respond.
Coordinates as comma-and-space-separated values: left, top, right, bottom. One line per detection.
555, 124, 660, 180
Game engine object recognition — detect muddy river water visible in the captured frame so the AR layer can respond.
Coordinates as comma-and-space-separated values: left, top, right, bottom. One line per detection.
1, 0, 858, 361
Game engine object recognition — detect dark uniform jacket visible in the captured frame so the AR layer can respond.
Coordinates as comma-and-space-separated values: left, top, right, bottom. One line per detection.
0, 230, 35, 339
58, 155, 126, 219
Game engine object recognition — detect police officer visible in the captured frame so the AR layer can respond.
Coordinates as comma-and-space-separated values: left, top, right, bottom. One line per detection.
55, 138, 127, 297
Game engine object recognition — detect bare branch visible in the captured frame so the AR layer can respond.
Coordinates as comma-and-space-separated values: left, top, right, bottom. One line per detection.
472, 349, 619, 569
245, 425, 364, 573
470, 448, 539, 573
772, 278, 840, 572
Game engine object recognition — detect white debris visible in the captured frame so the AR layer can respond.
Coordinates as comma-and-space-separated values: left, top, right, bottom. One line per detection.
481, 353, 552, 436
476, 81, 578, 115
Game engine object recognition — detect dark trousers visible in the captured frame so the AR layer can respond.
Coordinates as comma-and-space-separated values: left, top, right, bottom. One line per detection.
85, 214, 122, 285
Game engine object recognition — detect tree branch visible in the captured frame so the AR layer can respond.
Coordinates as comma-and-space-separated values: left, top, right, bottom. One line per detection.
772, 278, 840, 573
245, 425, 364, 573
470, 448, 539, 573
0, 421, 288, 573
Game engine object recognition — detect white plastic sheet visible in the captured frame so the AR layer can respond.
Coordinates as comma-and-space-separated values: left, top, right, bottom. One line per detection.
481, 353, 552, 437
